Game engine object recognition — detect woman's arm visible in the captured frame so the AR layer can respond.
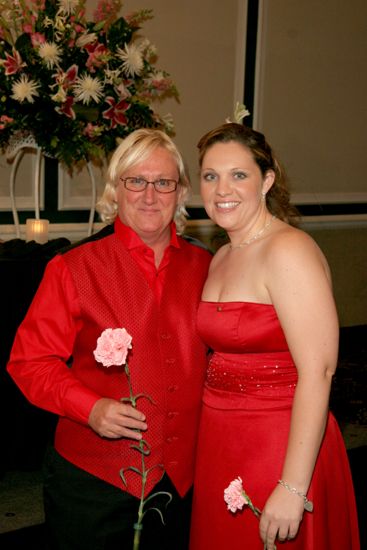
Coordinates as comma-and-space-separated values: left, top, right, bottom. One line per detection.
259, 229, 339, 549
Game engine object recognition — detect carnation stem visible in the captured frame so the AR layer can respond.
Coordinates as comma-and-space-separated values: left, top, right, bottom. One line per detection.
124, 361, 147, 549
122, 361, 170, 549
132, 441, 147, 550
124, 363, 136, 406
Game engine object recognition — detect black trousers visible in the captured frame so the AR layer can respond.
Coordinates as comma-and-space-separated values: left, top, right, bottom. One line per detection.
42, 447, 192, 550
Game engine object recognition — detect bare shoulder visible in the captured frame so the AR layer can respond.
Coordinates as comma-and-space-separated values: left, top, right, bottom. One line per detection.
266, 222, 331, 294
266, 221, 330, 276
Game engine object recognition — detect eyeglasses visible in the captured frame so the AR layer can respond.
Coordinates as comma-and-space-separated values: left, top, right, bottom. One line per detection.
120, 176, 178, 194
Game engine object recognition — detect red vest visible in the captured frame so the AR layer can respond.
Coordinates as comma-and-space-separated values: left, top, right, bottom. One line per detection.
55, 229, 211, 498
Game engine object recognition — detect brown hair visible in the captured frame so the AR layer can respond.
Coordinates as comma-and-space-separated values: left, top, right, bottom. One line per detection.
197, 122, 299, 225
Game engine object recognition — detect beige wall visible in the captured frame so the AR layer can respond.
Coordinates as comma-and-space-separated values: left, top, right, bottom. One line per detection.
307, 225, 367, 328
255, 0, 367, 205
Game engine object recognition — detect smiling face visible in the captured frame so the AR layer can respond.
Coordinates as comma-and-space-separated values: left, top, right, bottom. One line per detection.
200, 141, 274, 235
116, 147, 182, 245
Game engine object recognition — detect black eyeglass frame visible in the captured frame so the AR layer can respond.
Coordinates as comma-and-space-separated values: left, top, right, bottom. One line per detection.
120, 177, 178, 194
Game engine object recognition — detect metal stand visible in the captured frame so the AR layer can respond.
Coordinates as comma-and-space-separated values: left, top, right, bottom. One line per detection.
7, 135, 96, 238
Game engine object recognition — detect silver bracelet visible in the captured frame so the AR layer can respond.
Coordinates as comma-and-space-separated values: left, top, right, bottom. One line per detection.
277, 479, 314, 512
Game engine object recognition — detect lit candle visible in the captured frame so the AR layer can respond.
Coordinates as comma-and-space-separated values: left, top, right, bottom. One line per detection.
26, 218, 49, 244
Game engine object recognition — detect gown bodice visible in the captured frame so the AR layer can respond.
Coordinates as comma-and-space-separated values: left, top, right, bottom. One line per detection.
197, 301, 288, 353
197, 301, 297, 398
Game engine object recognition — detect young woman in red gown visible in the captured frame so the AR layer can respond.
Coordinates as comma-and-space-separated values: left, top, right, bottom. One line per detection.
190, 122, 360, 549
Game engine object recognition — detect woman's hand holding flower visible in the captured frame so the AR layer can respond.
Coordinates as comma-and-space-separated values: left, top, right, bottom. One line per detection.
259, 484, 304, 548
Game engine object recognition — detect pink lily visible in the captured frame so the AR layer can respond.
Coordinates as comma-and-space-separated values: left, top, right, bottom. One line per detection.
85, 42, 108, 72
1, 50, 25, 76
102, 97, 130, 128
55, 96, 76, 119
55, 65, 79, 90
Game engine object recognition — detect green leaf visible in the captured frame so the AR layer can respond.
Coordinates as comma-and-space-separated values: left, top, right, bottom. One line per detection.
119, 468, 127, 486
134, 393, 156, 405
142, 490, 172, 509
145, 464, 164, 477
126, 466, 142, 476
73, 105, 100, 123
107, 17, 134, 51
93, 20, 106, 33
142, 507, 165, 525
14, 33, 33, 60
130, 442, 151, 456
120, 465, 143, 485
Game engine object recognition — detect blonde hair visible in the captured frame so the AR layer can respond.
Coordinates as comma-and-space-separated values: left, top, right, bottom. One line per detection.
97, 128, 191, 234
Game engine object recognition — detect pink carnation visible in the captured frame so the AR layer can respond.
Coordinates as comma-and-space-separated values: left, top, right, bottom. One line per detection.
94, 328, 132, 367
224, 477, 247, 513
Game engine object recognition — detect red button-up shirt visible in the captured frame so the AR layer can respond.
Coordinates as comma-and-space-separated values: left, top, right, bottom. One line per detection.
116, 217, 179, 303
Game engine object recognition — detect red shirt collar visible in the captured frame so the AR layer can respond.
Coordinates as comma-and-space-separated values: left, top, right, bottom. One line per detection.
114, 216, 180, 250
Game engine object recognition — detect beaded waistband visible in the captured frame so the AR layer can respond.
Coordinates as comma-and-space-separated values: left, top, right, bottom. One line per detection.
206, 354, 297, 395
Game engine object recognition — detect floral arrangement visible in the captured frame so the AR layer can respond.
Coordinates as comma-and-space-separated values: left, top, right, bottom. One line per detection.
224, 477, 277, 550
0, 0, 178, 169
94, 327, 171, 550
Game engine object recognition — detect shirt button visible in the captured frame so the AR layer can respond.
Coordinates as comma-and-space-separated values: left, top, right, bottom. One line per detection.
161, 333, 171, 340
167, 385, 179, 393
217, 306, 223, 312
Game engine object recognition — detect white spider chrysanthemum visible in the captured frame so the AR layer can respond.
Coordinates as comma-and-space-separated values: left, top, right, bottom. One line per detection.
38, 42, 62, 69
11, 74, 40, 103
117, 43, 144, 76
73, 74, 104, 104
58, 0, 79, 15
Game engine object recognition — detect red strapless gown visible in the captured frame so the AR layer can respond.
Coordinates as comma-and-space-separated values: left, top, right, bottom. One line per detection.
190, 302, 360, 549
